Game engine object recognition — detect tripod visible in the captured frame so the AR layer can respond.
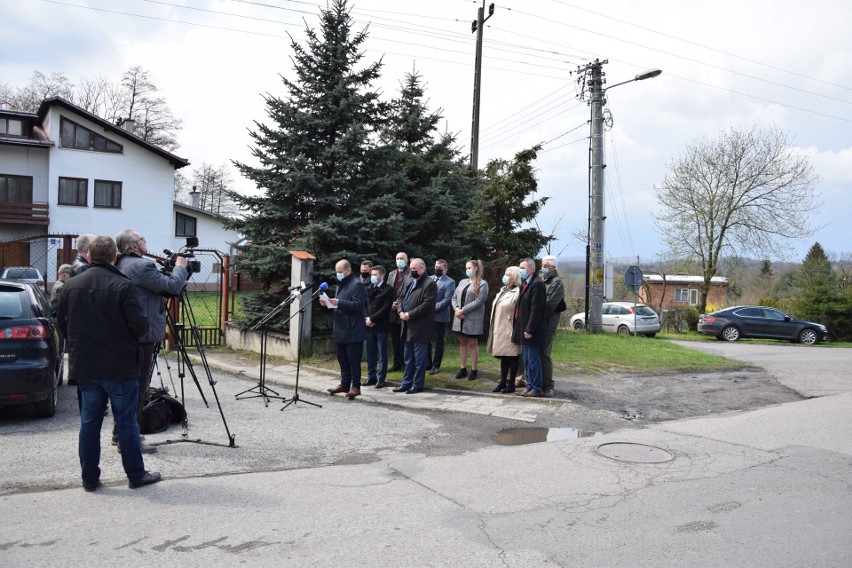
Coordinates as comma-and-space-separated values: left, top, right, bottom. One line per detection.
280, 286, 325, 410
160, 288, 237, 448
235, 290, 302, 405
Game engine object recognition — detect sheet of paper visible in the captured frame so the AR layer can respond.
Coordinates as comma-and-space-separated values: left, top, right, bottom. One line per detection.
319, 292, 336, 309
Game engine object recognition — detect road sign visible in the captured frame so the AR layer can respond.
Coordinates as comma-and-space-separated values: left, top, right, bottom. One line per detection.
625, 265, 643, 292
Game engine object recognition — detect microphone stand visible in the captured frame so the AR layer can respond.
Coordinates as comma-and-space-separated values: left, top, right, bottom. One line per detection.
281, 285, 326, 410
235, 286, 306, 406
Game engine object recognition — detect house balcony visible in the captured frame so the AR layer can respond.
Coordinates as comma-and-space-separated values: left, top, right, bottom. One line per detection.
0, 201, 50, 226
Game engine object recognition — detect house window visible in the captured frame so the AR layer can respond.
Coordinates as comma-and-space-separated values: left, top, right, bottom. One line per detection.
175, 212, 197, 237
59, 117, 122, 153
674, 288, 698, 305
1, 118, 23, 136
58, 177, 88, 206
0, 174, 33, 202
94, 180, 122, 208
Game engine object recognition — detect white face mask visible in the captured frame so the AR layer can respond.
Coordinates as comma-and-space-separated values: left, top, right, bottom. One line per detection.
336, 272, 345, 281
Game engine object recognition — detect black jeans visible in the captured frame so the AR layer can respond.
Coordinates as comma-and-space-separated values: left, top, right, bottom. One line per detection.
427, 321, 447, 370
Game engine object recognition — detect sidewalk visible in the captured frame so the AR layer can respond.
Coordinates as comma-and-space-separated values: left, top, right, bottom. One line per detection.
192, 351, 563, 424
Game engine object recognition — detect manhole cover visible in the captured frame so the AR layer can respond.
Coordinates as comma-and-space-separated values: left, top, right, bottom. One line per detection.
595, 442, 674, 463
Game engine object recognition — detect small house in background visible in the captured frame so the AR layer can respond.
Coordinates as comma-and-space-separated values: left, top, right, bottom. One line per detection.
639, 274, 729, 311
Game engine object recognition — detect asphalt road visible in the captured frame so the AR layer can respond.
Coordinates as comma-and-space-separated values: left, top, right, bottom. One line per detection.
670, 340, 852, 397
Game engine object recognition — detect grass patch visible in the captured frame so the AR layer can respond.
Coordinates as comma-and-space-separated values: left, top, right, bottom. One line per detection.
282, 329, 739, 391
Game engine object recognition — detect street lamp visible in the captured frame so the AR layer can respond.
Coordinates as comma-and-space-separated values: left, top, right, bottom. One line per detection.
584, 65, 661, 333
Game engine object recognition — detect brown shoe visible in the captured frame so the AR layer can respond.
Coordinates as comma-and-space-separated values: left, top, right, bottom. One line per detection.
522, 391, 543, 398
515, 389, 531, 396
327, 385, 348, 395
346, 387, 361, 399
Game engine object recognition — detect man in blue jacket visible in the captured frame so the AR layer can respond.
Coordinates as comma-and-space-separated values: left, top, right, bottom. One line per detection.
324, 259, 367, 399
115, 229, 188, 452
428, 259, 455, 374
58, 236, 160, 491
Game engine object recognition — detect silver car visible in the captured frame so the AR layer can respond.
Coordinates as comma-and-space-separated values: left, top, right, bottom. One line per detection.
569, 301, 661, 337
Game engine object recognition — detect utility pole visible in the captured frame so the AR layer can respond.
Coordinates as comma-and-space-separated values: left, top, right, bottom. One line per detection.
469, 2, 495, 170
577, 61, 662, 333
577, 59, 607, 333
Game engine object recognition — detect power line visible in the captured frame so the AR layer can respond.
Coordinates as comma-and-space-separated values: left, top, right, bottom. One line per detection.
550, 0, 852, 92
499, 4, 852, 107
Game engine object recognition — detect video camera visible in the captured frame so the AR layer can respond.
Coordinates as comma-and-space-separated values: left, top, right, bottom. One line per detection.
161, 236, 202, 275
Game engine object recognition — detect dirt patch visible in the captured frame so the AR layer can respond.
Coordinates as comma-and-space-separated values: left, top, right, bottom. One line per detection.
553, 368, 804, 423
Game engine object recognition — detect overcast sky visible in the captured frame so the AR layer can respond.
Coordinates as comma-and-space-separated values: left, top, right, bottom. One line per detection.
3, 0, 851, 264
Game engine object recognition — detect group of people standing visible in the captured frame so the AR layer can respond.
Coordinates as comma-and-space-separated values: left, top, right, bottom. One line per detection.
323, 252, 565, 399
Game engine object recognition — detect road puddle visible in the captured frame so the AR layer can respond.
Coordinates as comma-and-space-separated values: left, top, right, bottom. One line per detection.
492, 427, 602, 446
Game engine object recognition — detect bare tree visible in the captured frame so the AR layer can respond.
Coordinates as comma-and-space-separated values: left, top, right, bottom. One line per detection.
75, 75, 124, 123
655, 125, 820, 315
1, 71, 73, 111
187, 162, 237, 217
120, 66, 182, 151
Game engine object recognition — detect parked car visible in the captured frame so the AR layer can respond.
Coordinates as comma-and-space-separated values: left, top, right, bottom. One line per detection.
0, 279, 63, 417
569, 302, 661, 337
1, 266, 45, 290
697, 306, 829, 344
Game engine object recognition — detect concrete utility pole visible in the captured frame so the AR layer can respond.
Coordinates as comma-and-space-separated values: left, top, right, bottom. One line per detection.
469, 2, 495, 170
578, 60, 661, 333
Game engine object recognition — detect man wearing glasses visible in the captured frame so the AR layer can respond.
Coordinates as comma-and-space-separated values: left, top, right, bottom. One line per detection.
114, 229, 188, 453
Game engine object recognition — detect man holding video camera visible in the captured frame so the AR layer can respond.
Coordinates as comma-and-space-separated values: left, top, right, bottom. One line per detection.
115, 229, 188, 452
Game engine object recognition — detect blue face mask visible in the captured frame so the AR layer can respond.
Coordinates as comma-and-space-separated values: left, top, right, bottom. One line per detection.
465, 269, 474, 278
396, 259, 406, 269
501, 275, 510, 286
541, 267, 550, 277
336, 272, 344, 282
370, 275, 379, 286
519, 268, 528, 280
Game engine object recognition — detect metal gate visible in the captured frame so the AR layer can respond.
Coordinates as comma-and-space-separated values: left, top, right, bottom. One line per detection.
173, 248, 228, 348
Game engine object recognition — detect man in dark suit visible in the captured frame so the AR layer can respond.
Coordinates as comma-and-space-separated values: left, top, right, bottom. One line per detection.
324, 259, 367, 399
385, 251, 411, 371
393, 258, 437, 394
512, 257, 547, 397
365, 265, 393, 388
428, 259, 456, 374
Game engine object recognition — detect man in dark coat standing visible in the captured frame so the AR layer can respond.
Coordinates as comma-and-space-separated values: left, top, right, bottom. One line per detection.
365, 265, 393, 389
57, 236, 161, 491
393, 258, 437, 394
512, 257, 548, 397
385, 251, 411, 371
324, 259, 367, 399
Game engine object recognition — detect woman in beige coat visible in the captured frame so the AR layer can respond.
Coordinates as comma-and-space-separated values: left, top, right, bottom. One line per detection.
486, 266, 522, 393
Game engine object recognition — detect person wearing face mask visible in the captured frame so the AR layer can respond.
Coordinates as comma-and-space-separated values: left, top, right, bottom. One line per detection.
359, 260, 373, 288
451, 259, 489, 381
386, 252, 411, 372
512, 257, 547, 397
540, 255, 566, 397
364, 265, 393, 388
392, 258, 437, 394
427, 259, 456, 375
323, 259, 367, 399
486, 266, 522, 393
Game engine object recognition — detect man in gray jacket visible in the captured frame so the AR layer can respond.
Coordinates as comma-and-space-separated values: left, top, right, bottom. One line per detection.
540, 255, 565, 397
115, 229, 188, 452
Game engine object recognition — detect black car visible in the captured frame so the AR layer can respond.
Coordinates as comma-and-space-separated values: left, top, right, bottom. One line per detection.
0, 279, 63, 417
697, 305, 829, 344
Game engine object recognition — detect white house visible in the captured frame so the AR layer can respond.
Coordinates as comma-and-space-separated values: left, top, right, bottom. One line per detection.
0, 97, 240, 283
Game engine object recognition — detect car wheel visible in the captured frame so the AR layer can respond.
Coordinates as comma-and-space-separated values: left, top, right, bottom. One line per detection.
798, 328, 818, 345
573, 320, 584, 330
721, 325, 741, 342
617, 325, 631, 336
34, 379, 58, 418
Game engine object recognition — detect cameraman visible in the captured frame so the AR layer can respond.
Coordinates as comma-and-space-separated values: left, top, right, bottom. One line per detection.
115, 229, 188, 452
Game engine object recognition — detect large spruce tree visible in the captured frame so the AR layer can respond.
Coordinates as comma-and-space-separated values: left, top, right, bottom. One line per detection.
228, 0, 393, 287
379, 71, 479, 277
